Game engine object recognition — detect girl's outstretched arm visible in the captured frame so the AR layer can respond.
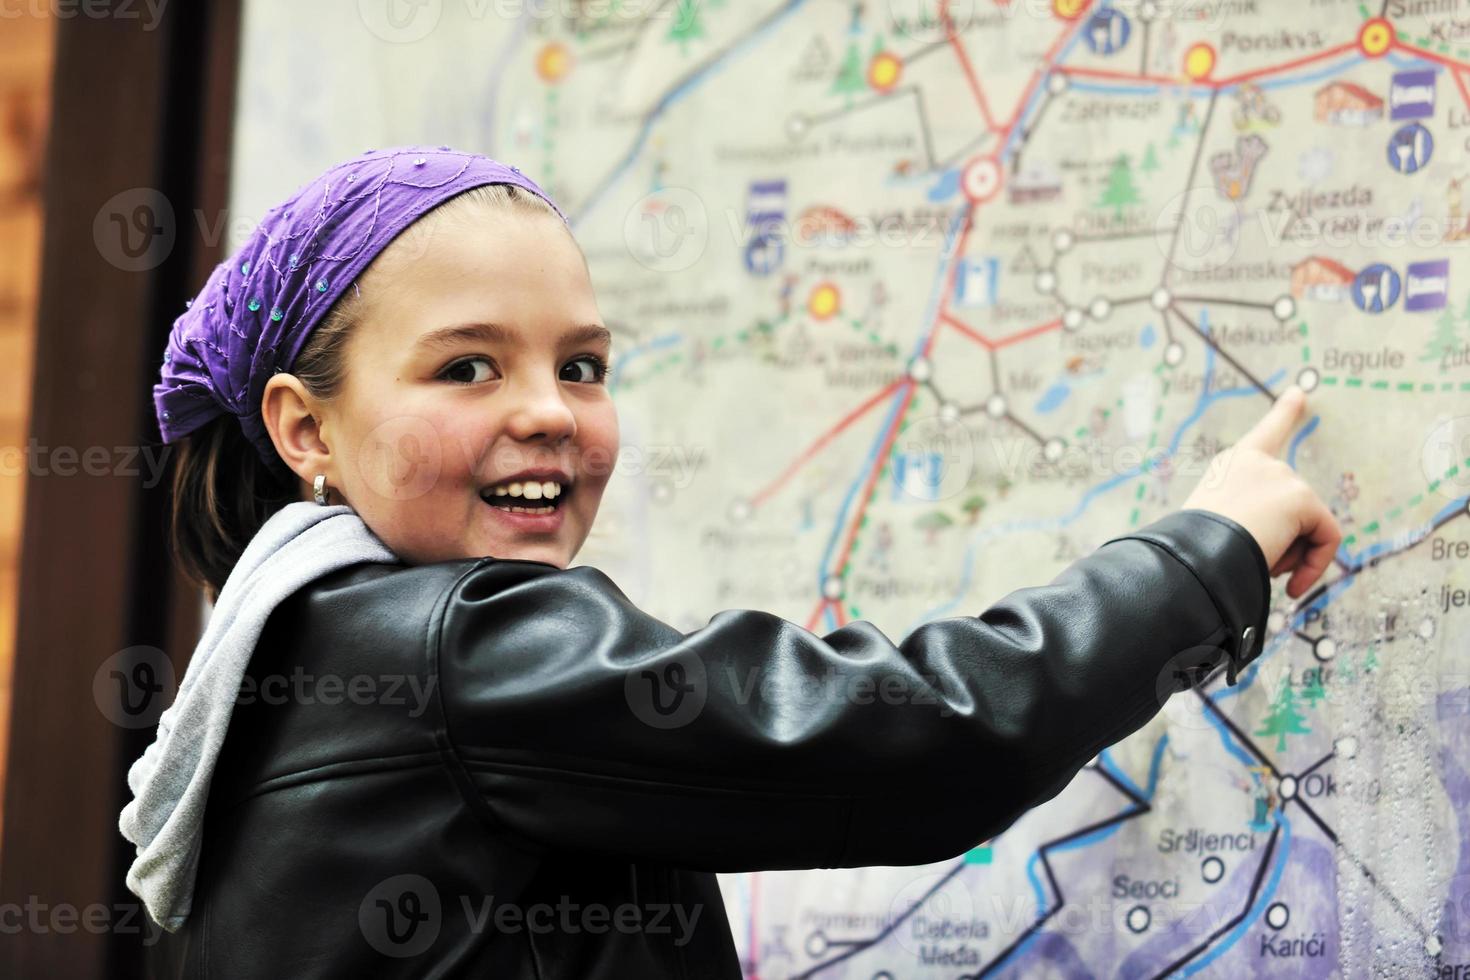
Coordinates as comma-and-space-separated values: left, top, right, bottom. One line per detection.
434, 507, 1268, 871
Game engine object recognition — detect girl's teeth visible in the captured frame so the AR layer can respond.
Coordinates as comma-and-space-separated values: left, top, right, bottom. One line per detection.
492, 481, 562, 499
488, 500, 556, 515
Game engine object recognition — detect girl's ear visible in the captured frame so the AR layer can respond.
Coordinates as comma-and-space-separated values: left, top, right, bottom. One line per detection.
261, 374, 331, 485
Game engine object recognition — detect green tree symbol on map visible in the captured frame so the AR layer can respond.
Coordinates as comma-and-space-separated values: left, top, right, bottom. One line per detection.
668, 0, 705, 53
962, 494, 987, 525
1300, 670, 1328, 709
1421, 303, 1464, 366
1255, 676, 1311, 752
1141, 143, 1161, 173
1096, 154, 1141, 218
832, 39, 866, 106
915, 510, 954, 544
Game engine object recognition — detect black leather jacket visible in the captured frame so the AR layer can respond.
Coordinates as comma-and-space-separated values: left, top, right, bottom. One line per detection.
150, 508, 1268, 979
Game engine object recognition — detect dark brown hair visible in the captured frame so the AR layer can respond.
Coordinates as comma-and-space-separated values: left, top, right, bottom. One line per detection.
167, 183, 564, 601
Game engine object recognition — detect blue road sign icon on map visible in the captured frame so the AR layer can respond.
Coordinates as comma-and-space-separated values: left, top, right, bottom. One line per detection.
892, 452, 944, 502
1388, 123, 1434, 174
745, 233, 783, 276
1405, 259, 1449, 312
745, 179, 787, 276
1353, 264, 1401, 313
1390, 70, 1436, 120
1083, 10, 1130, 56
954, 257, 999, 307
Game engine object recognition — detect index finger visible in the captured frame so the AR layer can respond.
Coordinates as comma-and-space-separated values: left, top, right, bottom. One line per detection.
1237, 385, 1306, 457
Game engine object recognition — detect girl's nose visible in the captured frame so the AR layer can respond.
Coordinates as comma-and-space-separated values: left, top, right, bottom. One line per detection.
503, 375, 578, 443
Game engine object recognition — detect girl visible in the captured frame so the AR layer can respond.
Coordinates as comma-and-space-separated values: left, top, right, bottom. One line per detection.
122, 147, 1340, 978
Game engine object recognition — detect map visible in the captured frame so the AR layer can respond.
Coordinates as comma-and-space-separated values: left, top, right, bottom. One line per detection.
235, 0, 1470, 975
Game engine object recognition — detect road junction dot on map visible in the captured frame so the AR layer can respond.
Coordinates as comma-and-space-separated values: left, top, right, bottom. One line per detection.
868, 52, 902, 93
1184, 44, 1216, 82
808, 283, 841, 319
536, 43, 572, 83
1358, 18, 1394, 58
1266, 903, 1290, 929
962, 156, 1003, 203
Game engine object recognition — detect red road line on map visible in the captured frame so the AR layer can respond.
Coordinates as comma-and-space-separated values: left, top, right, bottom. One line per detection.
1055, 64, 1179, 85
821, 166, 994, 583
805, 598, 831, 631
1453, 66, 1470, 111
993, 317, 1063, 349
1392, 38, 1470, 73
831, 601, 848, 627
831, 381, 919, 578
940, 311, 998, 350
941, 0, 1001, 131
1212, 41, 1358, 87
941, 312, 1063, 351
1054, 41, 1356, 92
749, 378, 908, 509
998, 2, 1096, 136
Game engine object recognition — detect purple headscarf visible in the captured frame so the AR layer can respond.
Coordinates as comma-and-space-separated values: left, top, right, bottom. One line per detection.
152, 145, 567, 475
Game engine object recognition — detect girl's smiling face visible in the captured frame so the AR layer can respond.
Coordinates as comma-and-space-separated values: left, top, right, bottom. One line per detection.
262, 197, 618, 568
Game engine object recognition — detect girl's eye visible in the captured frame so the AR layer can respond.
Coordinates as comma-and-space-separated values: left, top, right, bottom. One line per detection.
561, 354, 610, 385
440, 356, 496, 384
439, 355, 609, 385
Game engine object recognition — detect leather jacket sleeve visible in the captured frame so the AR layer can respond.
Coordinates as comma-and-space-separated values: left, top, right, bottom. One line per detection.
435, 508, 1270, 872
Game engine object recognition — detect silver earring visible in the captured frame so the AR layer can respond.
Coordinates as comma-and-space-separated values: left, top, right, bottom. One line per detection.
313, 474, 330, 506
